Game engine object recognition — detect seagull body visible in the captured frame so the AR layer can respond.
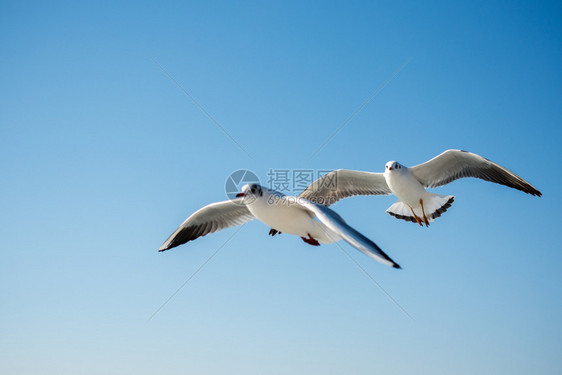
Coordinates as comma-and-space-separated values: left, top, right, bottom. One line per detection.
383, 161, 455, 225
288, 150, 541, 227
244, 189, 335, 244
159, 184, 401, 268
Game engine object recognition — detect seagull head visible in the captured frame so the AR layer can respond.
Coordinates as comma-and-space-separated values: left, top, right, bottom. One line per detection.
236, 183, 263, 201
385, 161, 403, 172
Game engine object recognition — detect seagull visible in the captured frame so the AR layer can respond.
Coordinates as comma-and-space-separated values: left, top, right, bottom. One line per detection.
159, 184, 401, 268
271, 150, 541, 230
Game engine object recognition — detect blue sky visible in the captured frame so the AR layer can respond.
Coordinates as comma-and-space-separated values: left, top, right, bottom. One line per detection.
1, 1, 561, 374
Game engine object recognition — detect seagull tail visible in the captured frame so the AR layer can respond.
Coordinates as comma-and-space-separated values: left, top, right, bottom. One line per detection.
424, 193, 455, 221
386, 194, 455, 224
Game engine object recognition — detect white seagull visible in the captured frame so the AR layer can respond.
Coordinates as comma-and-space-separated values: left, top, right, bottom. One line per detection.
159, 184, 401, 269
277, 150, 541, 228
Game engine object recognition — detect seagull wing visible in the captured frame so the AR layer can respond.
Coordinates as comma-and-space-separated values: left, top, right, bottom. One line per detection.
159, 199, 255, 251
299, 169, 391, 206
410, 149, 542, 196
298, 199, 401, 269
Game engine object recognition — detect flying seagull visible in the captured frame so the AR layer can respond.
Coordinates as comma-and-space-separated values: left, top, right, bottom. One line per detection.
159, 184, 401, 268
270, 150, 541, 230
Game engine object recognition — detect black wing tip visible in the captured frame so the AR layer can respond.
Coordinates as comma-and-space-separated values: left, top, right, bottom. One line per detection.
515, 185, 541, 197
531, 189, 542, 197
158, 240, 184, 252
392, 263, 402, 269
158, 245, 172, 252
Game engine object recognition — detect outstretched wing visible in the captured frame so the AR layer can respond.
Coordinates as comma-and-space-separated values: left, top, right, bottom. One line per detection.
299, 169, 392, 206
410, 150, 542, 196
298, 199, 401, 269
159, 199, 255, 251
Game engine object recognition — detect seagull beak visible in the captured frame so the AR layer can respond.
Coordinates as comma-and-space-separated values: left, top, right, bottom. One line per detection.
236, 192, 245, 198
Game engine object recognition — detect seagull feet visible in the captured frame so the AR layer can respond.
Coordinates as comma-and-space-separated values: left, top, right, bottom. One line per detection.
269, 228, 281, 236
419, 199, 430, 227
409, 206, 424, 227
301, 234, 320, 246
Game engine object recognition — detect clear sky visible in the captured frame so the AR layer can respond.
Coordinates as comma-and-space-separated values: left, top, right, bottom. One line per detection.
1, 1, 561, 374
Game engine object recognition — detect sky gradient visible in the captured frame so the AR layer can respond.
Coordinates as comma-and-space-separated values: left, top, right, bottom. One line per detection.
1, 1, 561, 374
